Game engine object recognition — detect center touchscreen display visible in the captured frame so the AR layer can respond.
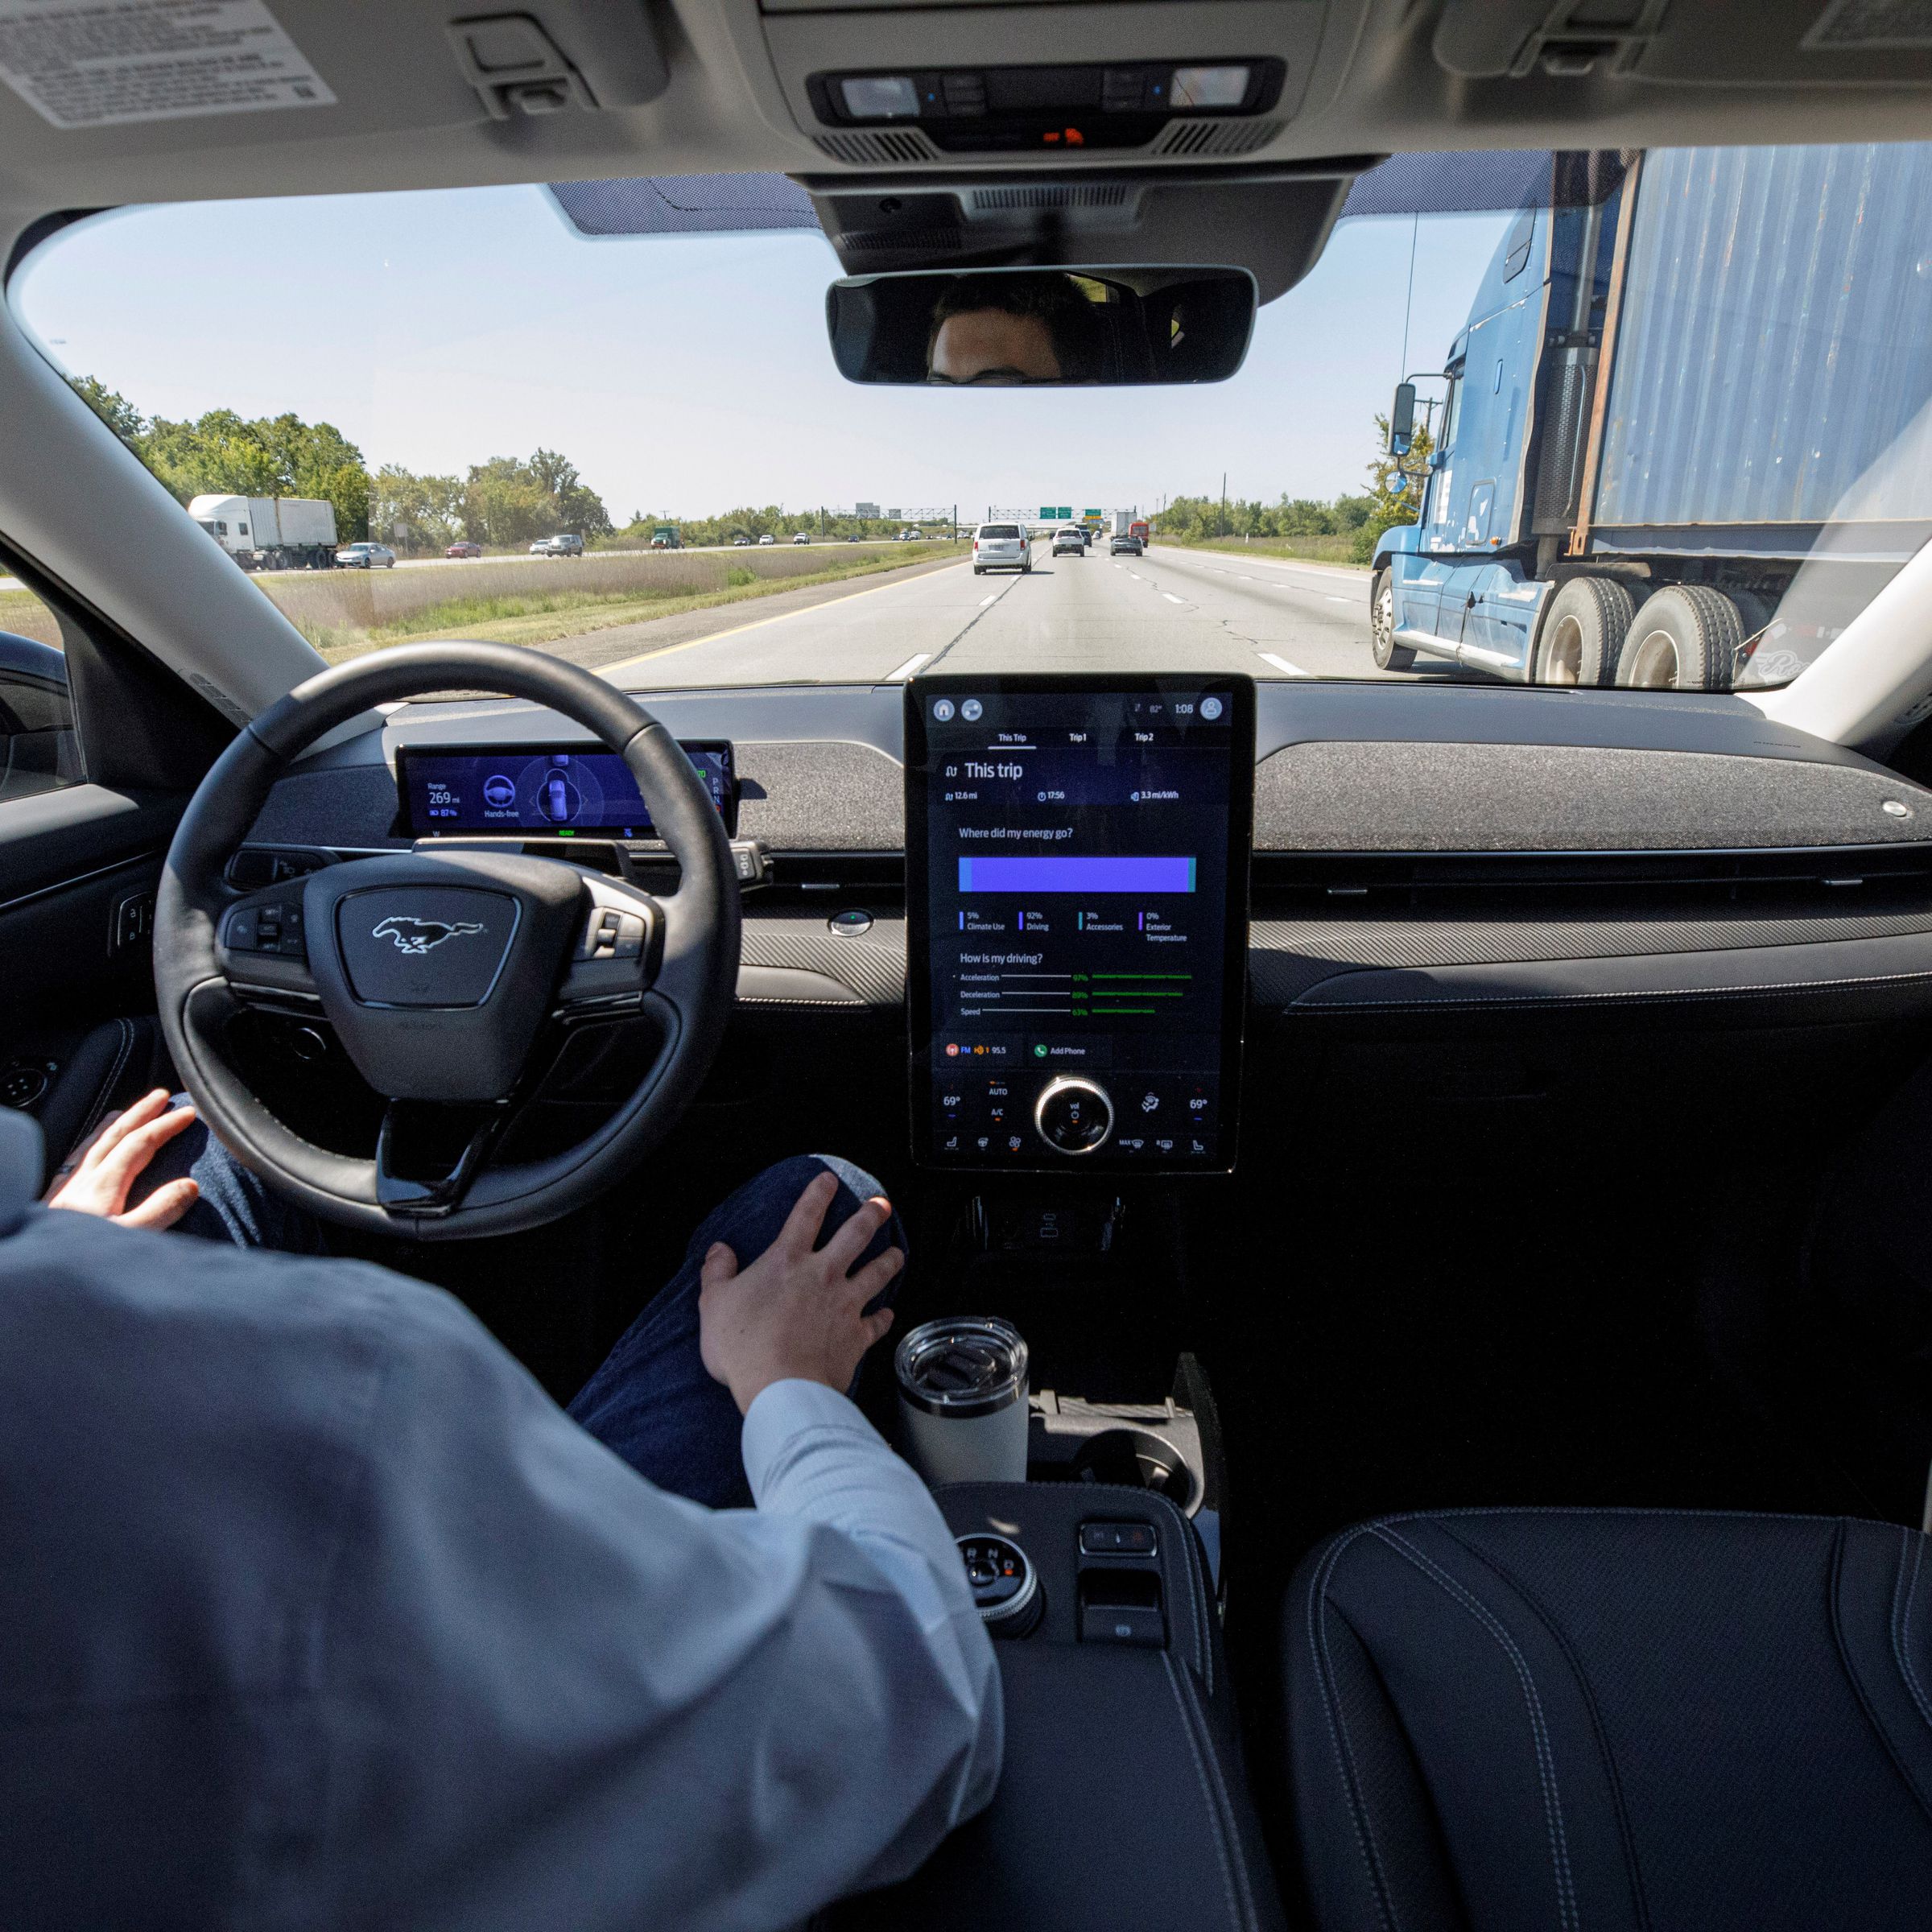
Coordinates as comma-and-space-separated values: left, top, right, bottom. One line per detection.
907, 675, 1253, 1171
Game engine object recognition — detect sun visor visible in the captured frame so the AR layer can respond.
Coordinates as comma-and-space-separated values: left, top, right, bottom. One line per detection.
543, 151, 1617, 304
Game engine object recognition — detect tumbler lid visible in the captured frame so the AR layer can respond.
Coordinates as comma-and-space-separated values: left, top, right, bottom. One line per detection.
894, 1316, 1028, 1419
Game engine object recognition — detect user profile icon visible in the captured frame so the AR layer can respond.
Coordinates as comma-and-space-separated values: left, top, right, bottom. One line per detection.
482, 774, 516, 808
932, 699, 956, 721
1199, 696, 1224, 720
961, 699, 983, 721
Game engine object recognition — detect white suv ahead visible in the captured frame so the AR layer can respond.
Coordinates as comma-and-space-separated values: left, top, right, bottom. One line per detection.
972, 523, 1031, 575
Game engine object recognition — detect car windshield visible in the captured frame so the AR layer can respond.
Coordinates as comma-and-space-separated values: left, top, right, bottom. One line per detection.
10, 142, 1931, 696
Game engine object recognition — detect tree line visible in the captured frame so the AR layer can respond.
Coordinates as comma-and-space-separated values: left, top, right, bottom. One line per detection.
1154, 411, 1437, 562
69, 377, 613, 551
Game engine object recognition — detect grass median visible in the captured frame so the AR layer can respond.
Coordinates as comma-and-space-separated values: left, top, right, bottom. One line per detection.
264, 543, 968, 663
1163, 535, 1369, 568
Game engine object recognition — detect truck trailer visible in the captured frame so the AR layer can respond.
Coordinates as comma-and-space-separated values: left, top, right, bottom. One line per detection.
187, 495, 339, 572
1373, 143, 1932, 691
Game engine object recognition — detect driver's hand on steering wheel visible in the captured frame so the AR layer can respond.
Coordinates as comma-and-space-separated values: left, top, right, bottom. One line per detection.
44, 1088, 201, 1232
699, 1169, 903, 1414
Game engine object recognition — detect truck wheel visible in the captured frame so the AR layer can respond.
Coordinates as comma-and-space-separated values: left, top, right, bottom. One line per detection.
1369, 570, 1415, 671
1533, 576, 1637, 686
1616, 585, 1744, 691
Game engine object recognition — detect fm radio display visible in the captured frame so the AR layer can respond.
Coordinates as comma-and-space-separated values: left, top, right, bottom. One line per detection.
398, 742, 734, 840
906, 676, 1253, 1171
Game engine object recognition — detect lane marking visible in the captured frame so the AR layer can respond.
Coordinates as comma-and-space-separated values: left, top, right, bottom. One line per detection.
599, 557, 971, 677
886, 651, 931, 681
979, 593, 997, 606
1257, 651, 1310, 677
1162, 592, 1186, 605
1326, 595, 1352, 604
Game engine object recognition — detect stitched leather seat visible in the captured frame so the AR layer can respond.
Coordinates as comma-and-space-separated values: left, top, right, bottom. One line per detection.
9, 1018, 172, 1191
1285, 1509, 1932, 1932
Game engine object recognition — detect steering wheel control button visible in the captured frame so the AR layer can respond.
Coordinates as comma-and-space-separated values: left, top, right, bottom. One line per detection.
336, 887, 518, 1007
729, 840, 766, 884
225, 900, 307, 958
828, 908, 873, 936
1080, 1521, 1158, 1557
1034, 1075, 1113, 1154
957, 1534, 1042, 1639
580, 907, 646, 961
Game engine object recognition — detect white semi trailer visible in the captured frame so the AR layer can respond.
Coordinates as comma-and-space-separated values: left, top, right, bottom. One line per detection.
187, 494, 338, 572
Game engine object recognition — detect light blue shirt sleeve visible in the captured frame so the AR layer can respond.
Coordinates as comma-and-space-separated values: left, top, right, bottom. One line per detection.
0, 1208, 1001, 1932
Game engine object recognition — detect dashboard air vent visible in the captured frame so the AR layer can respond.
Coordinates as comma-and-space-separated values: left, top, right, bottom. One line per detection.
1153, 117, 1283, 158
815, 128, 940, 166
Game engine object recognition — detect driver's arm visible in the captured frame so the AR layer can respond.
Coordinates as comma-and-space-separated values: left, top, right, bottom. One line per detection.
0, 1206, 999, 1932
332, 1272, 1001, 1929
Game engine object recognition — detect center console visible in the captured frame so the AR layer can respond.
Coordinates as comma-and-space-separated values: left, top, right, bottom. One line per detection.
831, 1480, 1282, 1932
849, 675, 1278, 1927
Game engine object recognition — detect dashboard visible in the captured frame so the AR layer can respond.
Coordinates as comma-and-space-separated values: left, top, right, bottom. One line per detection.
906, 675, 1252, 1172
233, 678, 1932, 1062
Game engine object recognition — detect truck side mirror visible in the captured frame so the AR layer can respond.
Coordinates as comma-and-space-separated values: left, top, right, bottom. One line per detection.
1389, 381, 1417, 457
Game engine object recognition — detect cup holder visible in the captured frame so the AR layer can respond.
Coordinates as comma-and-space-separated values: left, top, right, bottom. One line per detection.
1068, 1428, 1198, 1512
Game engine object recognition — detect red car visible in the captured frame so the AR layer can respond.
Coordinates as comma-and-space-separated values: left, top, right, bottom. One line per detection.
444, 540, 483, 559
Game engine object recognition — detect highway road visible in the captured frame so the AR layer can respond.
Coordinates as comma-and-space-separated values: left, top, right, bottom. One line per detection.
577, 539, 1476, 689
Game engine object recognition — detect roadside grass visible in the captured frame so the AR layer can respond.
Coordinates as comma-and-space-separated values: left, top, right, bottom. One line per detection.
297, 544, 967, 662
1166, 535, 1368, 568
0, 588, 62, 647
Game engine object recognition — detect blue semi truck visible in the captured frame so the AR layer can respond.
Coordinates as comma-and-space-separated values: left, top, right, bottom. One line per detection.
1372, 144, 1932, 691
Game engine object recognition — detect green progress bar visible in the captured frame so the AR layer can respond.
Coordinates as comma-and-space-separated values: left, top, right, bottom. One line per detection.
1091, 972, 1192, 980
1089, 1005, 1157, 1013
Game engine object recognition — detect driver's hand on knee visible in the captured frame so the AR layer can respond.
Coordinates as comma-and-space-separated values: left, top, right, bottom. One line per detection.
44, 1089, 200, 1232
699, 1169, 903, 1414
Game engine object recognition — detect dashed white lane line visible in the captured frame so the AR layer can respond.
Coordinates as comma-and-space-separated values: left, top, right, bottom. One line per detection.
1162, 592, 1186, 605
1326, 594, 1352, 604
1127, 572, 1144, 580
886, 651, 932, 681
1257, 651, 1310, 677
979, 593, 997, 606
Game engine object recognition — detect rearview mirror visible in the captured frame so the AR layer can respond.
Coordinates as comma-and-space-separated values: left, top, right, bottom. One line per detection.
1389, 381, 1417, 456
826, 266, 1257, 386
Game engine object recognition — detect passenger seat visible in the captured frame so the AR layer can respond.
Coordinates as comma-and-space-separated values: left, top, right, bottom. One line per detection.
1286, 1508, 1932, 1930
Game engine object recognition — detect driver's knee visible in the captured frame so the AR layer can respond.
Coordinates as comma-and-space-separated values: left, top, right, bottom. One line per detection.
687, 1154, 906, 1312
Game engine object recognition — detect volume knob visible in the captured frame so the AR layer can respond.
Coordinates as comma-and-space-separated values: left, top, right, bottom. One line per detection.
1034, 1075, 1113, 1155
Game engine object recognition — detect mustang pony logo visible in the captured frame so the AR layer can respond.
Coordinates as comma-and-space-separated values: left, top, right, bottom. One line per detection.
371, 915, 485, 956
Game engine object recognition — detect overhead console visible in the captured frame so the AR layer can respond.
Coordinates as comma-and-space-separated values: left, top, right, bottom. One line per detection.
907, 675, 1253, 1173
753, 0, 1328, 167
807, 57, 1286, 155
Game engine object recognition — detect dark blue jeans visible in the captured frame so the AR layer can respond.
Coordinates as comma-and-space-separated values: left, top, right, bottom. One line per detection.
138, 1122, 904, 1510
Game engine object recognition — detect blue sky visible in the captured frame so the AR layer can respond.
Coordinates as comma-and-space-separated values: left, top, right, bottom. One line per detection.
10, 185, 1508, 520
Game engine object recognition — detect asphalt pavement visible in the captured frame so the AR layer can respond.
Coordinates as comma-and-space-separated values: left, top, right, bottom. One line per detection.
573, 540, 1424, 690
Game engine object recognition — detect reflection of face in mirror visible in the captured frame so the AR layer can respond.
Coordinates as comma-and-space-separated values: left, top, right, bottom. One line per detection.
926, 274, 1103, 386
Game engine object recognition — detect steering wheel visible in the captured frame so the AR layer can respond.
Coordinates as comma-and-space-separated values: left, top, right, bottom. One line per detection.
153, 643, 741, 1240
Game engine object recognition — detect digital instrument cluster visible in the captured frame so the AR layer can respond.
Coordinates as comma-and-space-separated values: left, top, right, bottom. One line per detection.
906, 676, 1253, 1173
397, 742, 736, 840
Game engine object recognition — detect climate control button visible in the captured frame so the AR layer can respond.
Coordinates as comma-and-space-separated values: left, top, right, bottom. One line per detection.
1034, 1075, 1113, 1155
